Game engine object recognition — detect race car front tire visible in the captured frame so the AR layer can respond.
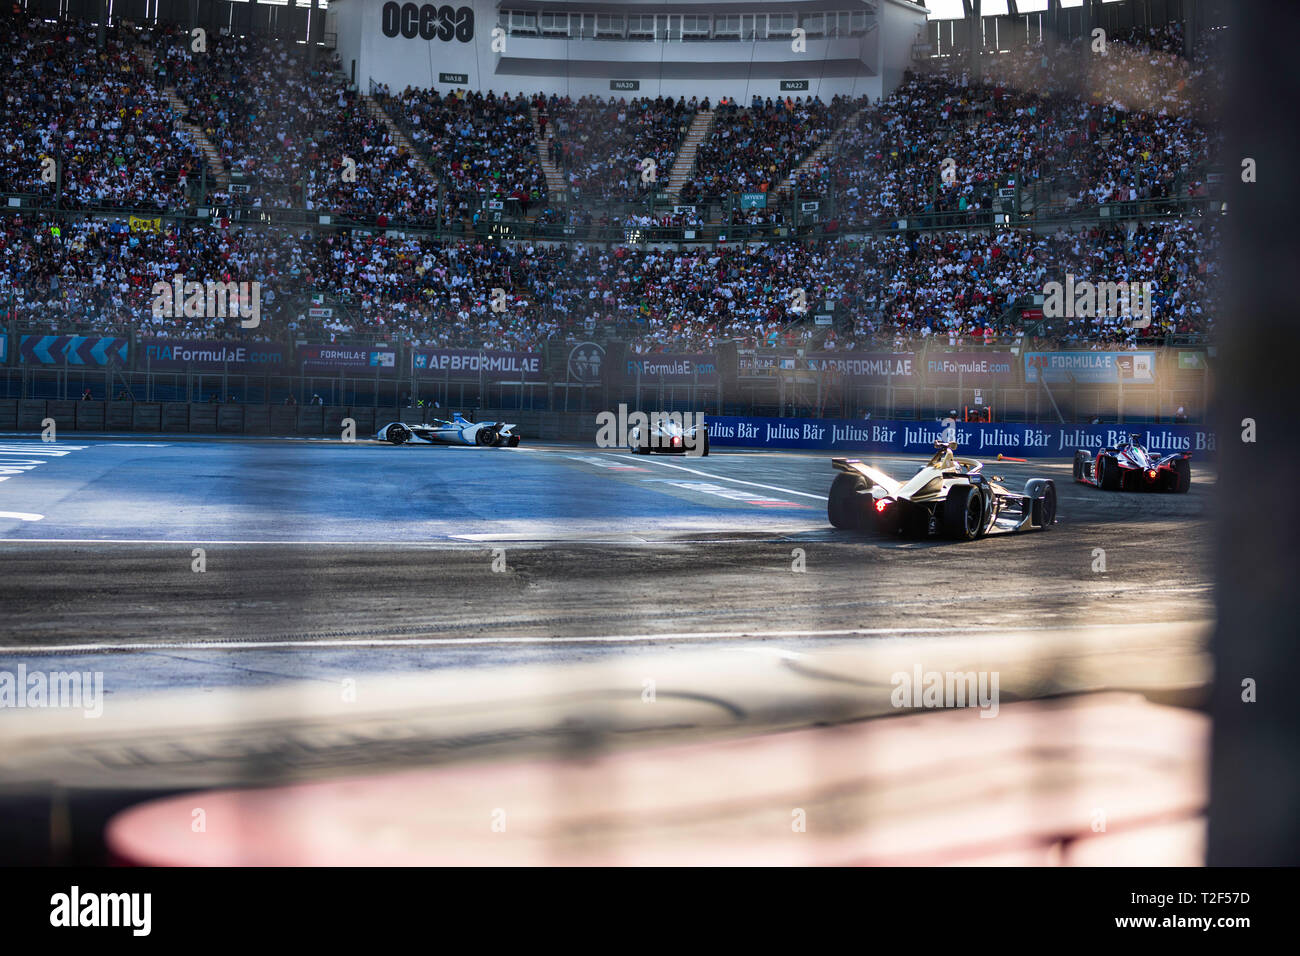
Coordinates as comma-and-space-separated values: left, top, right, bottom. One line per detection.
1024, 478, 1057, 529
828, 473, 871, 530
943, 485, 986, 541
1073, 450, 1089, 482
386, 424, 410, 445
1098, 455, 1121, 490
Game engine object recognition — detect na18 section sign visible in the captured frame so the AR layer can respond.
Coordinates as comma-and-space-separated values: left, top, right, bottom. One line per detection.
381, 3, 474, 41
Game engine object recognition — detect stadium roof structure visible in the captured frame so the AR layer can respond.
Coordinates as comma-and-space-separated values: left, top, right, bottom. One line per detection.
925, 0, 1125, 19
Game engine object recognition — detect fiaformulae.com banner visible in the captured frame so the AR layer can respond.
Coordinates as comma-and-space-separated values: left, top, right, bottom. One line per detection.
705, 416, 1217, 458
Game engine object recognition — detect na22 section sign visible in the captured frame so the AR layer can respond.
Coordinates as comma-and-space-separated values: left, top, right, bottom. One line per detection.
704, 416, 1217, 458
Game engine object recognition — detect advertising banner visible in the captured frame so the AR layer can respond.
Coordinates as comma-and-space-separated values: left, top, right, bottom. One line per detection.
924, 351, 1018, 385
300, 345, 398, 372
0, 333, 7, 364
705, 415, 1216, 458
1024, 351, 1157, 384
624, 353, 718, 385
139, 338, 287, 371
805, 352, 916, 381
412, 348, 543, 382
19, 335, 129, 366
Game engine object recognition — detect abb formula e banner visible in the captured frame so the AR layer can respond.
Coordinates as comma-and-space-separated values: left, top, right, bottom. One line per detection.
705, 415, 1217, 458
1024, 351, 1157, 384
139, 338, 287, 371
19, 335, 129, 366
805, 352, 916, 381
412, 348, 543, 382
300, 345, 398, 372
624, 353, 719, 385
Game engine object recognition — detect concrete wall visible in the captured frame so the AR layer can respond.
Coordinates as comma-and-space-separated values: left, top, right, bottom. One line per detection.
332, 0, 925, 101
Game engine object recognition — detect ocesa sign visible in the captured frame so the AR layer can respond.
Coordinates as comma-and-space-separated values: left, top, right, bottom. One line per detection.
381, 3, 474, 41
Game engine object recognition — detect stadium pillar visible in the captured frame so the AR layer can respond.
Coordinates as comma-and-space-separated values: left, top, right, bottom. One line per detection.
97, 0, 107, 50
308, 0, 321, 68
967, 0, 982, 82
1210, 0, 1300, 865
1184, 0, 1198, 59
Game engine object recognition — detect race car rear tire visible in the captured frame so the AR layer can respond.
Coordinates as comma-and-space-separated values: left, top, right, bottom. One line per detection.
475, 427, 498, 446
943, 485, 986, 541
1024, 478, 1057, 529
386, 424, 410, 445
700, 433, 710, 457
633, 443, 650, 455
1098, 455, 1121, 491
828, 473, 871, 530
1073, 450, 1089, 482
1171, 457, 1191, 493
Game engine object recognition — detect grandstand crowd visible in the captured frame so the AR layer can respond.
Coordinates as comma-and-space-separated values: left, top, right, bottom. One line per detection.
0, 14, 1223, 353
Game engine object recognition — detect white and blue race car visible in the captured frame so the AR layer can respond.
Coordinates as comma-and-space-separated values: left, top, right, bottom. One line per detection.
377, 413, 520, 447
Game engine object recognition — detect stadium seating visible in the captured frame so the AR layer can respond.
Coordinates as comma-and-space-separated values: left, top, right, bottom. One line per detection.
0, 15, 1220, 352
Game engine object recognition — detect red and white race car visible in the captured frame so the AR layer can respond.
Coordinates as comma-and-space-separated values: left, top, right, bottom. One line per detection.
1074, 434, 1191, 493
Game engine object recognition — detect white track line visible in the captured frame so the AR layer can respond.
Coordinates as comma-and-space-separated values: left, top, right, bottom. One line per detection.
630, 455, 828, 501
0, 619, 1211, 655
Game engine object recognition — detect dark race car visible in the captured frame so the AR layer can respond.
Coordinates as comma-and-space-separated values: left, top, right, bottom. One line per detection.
827, 442, 1057, 540
629, 417, 709, 456
1074, 434, 1190, 493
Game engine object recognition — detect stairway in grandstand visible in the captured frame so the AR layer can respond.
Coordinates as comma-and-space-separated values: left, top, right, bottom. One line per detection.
361, 92, 437, 185
769, 106, 867, 202
133, 40, 231, 193
666, 108, 715, 200
529, 106, 569, 200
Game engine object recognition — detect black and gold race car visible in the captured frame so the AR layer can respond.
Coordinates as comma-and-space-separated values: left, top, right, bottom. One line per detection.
828, 442, 1057, 540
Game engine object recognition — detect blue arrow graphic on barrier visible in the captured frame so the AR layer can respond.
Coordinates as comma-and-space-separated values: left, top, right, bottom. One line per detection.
32, 336, 58, 364
65, 337, 88, 365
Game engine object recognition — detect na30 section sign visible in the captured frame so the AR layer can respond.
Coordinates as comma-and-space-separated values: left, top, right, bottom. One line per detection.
705, 416, 1217, 458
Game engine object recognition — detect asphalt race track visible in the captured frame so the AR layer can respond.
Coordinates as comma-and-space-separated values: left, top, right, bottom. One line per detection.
0, 435, 1213, 693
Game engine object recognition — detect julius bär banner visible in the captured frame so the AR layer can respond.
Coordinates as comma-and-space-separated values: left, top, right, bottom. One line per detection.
624, 353, 719, 385
139, 338, 287, 372
705, 416, 1216, 458
412, 348, 544, 382
300, 345, 398, 372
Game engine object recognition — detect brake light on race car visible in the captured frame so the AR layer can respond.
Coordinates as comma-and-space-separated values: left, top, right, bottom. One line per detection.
1148, 470, 1158, 479
671, 436, 682, 447
874, 499, 890, 513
